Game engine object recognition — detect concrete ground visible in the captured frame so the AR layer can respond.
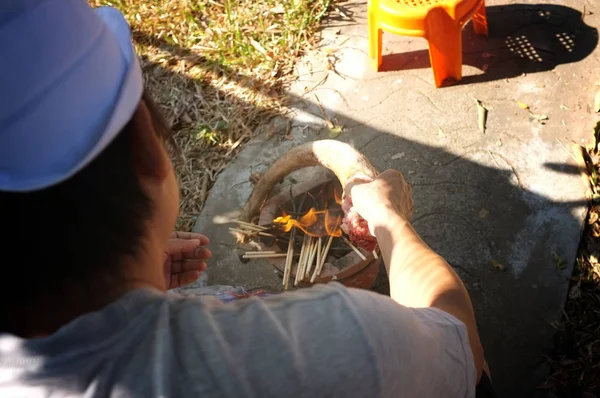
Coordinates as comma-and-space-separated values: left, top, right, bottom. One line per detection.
191, 1, 599, 396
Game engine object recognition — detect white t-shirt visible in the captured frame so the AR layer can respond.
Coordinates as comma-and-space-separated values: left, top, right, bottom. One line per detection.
0, 283, 475, 397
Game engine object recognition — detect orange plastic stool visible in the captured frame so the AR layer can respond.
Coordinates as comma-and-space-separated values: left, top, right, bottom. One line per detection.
368, 0, 488, 87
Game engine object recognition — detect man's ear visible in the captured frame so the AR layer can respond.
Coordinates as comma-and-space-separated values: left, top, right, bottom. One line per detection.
129, 101, 171, 180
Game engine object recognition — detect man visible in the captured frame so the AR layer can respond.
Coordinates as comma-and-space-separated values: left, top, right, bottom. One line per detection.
0, 1, 496, 396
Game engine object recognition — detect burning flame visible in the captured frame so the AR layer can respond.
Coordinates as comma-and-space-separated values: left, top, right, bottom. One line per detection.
333, 188, 343, 205
274, 207, 342, 237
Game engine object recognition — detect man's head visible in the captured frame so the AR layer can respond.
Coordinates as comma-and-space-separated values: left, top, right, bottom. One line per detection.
0, 1, 180, 324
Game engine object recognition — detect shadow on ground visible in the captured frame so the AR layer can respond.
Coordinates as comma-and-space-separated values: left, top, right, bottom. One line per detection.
124, 2, 597, 397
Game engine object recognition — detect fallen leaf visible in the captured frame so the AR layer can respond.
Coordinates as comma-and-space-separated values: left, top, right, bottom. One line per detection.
474, 98, 488, 133
478, 208, 489, 218
496, 139, 503, 146
530, 113, 549, 123
391, 152, 406, 160
569, 284, 581, 299
588, 210, 598, 225
517, 101, 529, 110
438, 127, 446, 138
490, 259, 505, 271
552, 251, 566, 269
249, 39, 270, 59
328, 126, 343, 138
560, 104, 570, 110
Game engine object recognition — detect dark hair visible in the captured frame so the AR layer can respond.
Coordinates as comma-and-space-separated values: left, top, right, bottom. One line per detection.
0, 91, 172, 312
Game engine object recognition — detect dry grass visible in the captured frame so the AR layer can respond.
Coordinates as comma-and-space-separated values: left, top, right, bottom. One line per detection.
90, 0, 332, 230
542, 124, 600, 396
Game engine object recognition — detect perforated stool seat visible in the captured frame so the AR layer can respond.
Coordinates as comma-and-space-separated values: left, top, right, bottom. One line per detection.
368, 0, 488, 87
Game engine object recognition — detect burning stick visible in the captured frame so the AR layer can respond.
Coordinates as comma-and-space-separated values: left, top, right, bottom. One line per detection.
295, 234, 310, 286
342, 236, 367, 261
283, 227, 297, 290
311, 235, 334, 283
305, 238, 318, 278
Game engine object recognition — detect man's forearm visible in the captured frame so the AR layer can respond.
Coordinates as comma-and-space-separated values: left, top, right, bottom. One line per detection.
373, 211, 484, 381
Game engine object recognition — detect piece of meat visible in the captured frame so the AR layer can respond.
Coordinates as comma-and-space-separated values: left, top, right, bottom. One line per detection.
340, 177, 377, 252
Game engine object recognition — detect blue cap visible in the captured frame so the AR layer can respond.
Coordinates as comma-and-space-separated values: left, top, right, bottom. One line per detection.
0, 0, 143, 191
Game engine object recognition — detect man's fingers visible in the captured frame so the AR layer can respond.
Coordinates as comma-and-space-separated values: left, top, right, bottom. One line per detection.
170, 260, 207, 274
170, 231, 210, 245
182, 247, 212, 261
167, 239, 201, 260
169, 270, 201, 289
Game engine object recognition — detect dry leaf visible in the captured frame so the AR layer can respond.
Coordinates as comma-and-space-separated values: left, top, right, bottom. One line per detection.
249, 39, 271, 59
588, 210, 599, 225
552, 251, 566, 269
328, 126, 342, 138
517, 101, 529, 110
490, 259, 505, 271
478, 208, 489, 218
568, 284, 581, 299
438, 127, 446, 138
474, 99, 488, 133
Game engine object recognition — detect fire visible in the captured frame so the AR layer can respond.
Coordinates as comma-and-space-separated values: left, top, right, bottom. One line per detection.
274, 207, 342, 237
333, 188, 343, 205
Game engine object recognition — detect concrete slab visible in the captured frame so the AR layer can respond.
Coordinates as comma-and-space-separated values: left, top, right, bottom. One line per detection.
192, 1, 599, 396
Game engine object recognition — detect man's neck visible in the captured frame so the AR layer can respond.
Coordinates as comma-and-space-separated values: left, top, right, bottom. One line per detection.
3, 279, 155, 338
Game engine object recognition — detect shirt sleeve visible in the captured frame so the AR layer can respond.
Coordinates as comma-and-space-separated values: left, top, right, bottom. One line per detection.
334, 284, 477, 398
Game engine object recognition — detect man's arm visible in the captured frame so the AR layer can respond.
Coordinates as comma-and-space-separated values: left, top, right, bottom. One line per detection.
350, 170, 485, 382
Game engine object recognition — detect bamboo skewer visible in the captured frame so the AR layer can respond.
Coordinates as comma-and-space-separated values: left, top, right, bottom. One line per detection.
305, 238, 318, 278
316, 237, 322, 274
235, 221, 268, 231
311, 235, 334, 283
342, 236, 367, 261
229, 228, 274, 238
242, 253, 288, 259
295, 234, 310, 286
283, 227, 297, 290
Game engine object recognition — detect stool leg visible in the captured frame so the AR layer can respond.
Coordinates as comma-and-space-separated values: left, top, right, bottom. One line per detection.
472, 2, 488, 37
368, 10, 382, 70
427, 25, 462, 87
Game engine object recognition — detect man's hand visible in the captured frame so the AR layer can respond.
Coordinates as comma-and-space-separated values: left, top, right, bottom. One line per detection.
348, 170, 414, 233
163, 232, 211, 289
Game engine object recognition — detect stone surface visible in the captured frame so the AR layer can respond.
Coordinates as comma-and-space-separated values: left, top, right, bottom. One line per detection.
192, 1, 600, 396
